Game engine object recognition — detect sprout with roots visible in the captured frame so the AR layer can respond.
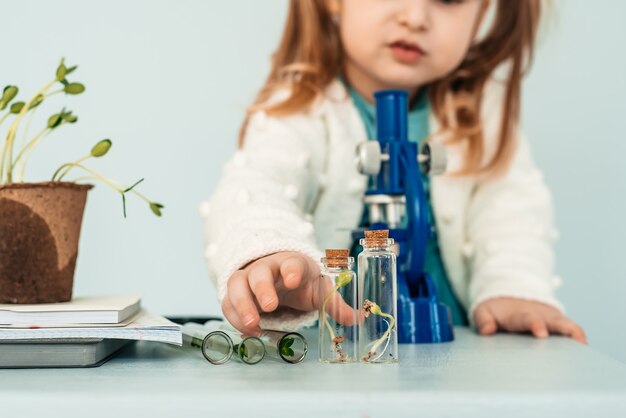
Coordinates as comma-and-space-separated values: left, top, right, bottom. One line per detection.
361, 299, 395, 362
321, 270, 353, 362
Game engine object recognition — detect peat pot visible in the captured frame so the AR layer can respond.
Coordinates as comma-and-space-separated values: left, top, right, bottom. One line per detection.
0, 182, 92, 304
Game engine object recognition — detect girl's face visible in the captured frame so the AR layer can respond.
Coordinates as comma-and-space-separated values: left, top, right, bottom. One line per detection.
329, 0, 488, 101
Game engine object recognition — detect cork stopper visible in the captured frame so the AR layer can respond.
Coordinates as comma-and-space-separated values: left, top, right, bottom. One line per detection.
364, 229, 390, 248
323, 249, 351, 268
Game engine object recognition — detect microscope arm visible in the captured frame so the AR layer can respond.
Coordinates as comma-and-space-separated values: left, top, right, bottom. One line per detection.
399, 147, 430, 294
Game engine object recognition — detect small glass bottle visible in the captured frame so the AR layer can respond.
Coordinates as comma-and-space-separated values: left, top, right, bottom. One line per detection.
358, 230, 398, 363
319, 249, 358, 363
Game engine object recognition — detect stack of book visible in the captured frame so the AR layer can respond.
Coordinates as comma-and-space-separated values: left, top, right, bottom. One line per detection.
0, 294, 182, 368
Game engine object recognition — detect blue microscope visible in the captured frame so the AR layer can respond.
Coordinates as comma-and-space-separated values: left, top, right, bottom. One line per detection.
353, 90, 454, 344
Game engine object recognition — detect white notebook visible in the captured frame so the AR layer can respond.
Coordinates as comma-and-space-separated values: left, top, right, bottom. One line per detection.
0, 294, 141, 325
0, 310, 182, 345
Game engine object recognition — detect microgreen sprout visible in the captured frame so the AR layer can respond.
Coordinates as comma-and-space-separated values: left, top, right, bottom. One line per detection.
1, 58, 163, 218
361, 299, 395, 362
236, 342, 249, 360
279, 337, 295, 358
321, 270, 353, 362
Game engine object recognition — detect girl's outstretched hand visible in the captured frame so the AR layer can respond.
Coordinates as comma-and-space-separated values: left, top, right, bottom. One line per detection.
221, 251, 354, 336
473, 297, 587, 344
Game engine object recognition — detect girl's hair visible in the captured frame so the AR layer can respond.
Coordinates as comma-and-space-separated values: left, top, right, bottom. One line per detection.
240, 0, 543, 177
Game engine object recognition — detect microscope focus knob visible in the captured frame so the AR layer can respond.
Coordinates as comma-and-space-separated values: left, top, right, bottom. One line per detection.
418, 142, 447, 175
356, 141, 382, 175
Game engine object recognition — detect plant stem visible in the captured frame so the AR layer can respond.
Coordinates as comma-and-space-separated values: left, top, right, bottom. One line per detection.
1, 78, 57, 183
0, 113, 10, 127
53, 163, 123, 192
321, 285, 340, 342
12, 127, 49, 180
105, 177, 153, 205
46, 89, 63, 97
18, 106, 38, 158
54, 154, 90, 181
65, 174, 153, 206
53, 165, 150, 206
368, 311, 395, 358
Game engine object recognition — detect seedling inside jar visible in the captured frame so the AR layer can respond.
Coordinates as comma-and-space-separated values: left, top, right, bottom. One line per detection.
321, 270, 353, 361
361, 299, 395, 362
319, 249, 358, 363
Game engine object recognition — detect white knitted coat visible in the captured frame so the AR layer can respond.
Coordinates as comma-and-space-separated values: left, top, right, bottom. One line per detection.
200, 80, 563, 331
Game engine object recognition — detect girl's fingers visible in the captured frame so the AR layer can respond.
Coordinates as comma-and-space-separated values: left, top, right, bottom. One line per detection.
528, 317, 549, 339
279, 255, 308, 289
546, 317, 573, 338
221, 297, 246, 333
317, 275, 357, 326
226, 271, 261, 335
506, 312, 548, 338
326, 292, 358, 326
248, 264, 279, 312
473, 304, 497, 335
572, 323, 588, 344
547, 317, 588, 344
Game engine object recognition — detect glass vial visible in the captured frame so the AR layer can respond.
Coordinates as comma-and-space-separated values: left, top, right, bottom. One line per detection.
259, 329, 308, 364
183, 322, 265, 365
222, 328, 266, 365
182, 322, 233, 365
319, 249, 358, 363
358, 230, 398, 363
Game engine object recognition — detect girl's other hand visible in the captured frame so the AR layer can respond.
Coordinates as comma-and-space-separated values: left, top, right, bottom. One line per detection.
473, 297, 587, 344
221, 251, 354, 336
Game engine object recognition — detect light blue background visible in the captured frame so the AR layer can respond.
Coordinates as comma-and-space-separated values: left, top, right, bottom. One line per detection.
2, 1, 625, 362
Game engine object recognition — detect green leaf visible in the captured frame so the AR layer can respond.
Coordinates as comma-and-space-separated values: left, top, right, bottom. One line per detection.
62, 112, 78, 123
64, 83, 85, 95
121, 193, 127, 218
336, 271, 353, 287
123, 178, 144, 193
2, 85, 18, 101
90, 139, 112, 157
56, 58, 67, 81
10, 102, 24, 114
66, 65, 78, 76
60, 79, 70, 87
0, 85, 18, 110
238, 343, 249, 360
47, 113, 63, 129
279, 337, 296, 357
150, 202, 164, 217
28, 94, 44, 110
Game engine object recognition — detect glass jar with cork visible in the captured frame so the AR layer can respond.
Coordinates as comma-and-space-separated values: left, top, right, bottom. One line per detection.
358, 230, 398, 363
319, 249, 358, 363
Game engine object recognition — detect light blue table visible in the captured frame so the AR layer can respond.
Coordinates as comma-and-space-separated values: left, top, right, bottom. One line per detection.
1, 327, 625, 418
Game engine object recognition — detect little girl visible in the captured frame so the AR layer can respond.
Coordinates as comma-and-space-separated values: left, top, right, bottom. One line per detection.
201, 0, 586, 343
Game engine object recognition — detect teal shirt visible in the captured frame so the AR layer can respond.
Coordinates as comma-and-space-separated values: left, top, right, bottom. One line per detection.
347, 86, 468, 326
